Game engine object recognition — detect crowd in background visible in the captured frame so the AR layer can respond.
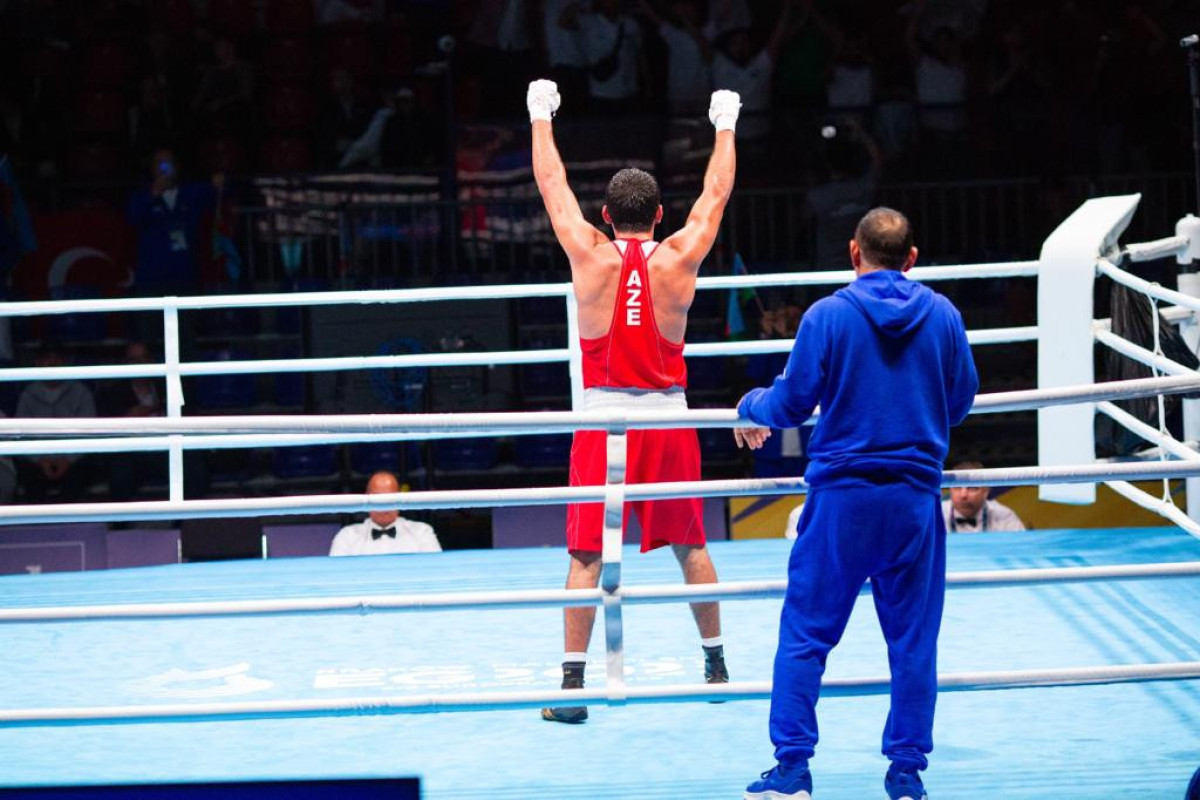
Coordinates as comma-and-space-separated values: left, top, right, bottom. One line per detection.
1, 0, 1197, 195
1, 0, 1198, 507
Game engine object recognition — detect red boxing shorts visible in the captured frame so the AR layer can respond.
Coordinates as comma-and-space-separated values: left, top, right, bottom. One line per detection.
566, 428, 707, 553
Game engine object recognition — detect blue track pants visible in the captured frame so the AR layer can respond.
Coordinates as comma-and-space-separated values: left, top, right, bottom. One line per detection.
770, 483, 946, 771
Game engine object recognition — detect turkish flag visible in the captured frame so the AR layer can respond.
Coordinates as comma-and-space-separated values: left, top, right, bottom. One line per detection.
14, 208, 135, 301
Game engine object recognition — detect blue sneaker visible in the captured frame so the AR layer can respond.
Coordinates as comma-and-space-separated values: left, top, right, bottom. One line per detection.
884, 764, 927, 800
744, 762, 812, 800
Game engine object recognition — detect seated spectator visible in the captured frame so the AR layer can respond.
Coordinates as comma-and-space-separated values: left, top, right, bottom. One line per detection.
97, 341, 209, 502
15, 346, 97, 503
127, 148, 221, 297
943, 460, 1026, 533
330, 471, 442, 556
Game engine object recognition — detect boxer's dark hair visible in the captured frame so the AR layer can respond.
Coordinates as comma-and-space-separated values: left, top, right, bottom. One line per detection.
854, 207, 913, 270
605, 168, 661, 232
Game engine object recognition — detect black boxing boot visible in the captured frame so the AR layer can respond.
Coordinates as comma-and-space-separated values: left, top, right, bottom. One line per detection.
541, 661, 588, 724
704, 644, 729, 703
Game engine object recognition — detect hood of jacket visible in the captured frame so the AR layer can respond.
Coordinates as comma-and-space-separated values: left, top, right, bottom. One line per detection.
838, 269, 935, 338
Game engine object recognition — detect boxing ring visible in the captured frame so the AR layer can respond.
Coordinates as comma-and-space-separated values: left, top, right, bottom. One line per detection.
1, 195, 1200, 797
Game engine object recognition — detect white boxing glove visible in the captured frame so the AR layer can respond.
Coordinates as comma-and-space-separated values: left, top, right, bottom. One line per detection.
709, 89, 742, 132
527, 79, 561, 123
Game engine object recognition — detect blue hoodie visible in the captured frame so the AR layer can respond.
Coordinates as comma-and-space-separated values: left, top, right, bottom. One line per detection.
738, 270, 978, 493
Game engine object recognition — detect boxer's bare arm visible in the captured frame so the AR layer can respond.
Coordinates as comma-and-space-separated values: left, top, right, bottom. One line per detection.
660, 130, 736, 271
532, 120, 609, 264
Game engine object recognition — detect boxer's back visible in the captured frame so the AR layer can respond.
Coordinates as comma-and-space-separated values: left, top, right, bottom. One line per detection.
571, 237, 697, 344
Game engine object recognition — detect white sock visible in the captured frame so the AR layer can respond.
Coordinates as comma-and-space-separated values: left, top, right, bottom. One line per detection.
701, 636, 723, 649
564, 652, 587, 664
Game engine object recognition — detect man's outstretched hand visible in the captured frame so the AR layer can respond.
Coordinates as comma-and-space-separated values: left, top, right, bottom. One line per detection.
527, 79, 561, 123
734, 427, 771, 450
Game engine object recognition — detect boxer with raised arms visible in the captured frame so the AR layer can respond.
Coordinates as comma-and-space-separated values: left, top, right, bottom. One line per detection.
527, 79, 741, 723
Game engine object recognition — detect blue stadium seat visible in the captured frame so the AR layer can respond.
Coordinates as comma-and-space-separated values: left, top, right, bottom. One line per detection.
520, 363, 569, 399
698, 427, 738, 462
686, 357, 727, 392
46, 287, 106, 342
349, 442, 400, 475
433, 438, 498, 471
514, 434, 572, 469
274, 278, 330, 335
518, 296, 566, 326
198, 287, 261, 337
192, 351, 257, 410
272, 445, 339, 479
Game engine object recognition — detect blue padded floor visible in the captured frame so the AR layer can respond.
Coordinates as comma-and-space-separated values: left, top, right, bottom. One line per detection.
2, 527, 1200, 799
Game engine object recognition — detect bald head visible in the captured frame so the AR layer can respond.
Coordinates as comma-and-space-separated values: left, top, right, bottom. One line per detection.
367, 471, 401, 527
853, 207, 915, 271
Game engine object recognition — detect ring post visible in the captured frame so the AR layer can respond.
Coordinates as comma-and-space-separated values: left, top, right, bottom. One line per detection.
1037, 195, 1141, 504
1176, 212, 1200, 521
162, 302, 185, 503
601, 421, 628, 704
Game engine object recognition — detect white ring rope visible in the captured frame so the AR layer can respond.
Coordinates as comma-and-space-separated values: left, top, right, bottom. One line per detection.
1122, 235, 1191, 263
0, 262, 1041, 319
4, 375, 1200, 444
1, 662, 1195, 726
0, 326, 1038, 385
2, 461, 1200, 525
1096, 402, 1200, 463
1104, 479, 1200, 538
1098, 258, 1200, 315
1094, 327, 1196, 377
2, 562, 1197, 624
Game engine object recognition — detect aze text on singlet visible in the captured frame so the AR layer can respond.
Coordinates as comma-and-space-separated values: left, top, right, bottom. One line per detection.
579, 239, 688, 391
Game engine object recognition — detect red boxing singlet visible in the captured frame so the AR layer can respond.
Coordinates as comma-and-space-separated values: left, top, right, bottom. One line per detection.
580, 239, 688, 390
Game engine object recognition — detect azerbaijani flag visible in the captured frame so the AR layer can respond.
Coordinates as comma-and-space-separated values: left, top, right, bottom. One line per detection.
725, 252, 757, 339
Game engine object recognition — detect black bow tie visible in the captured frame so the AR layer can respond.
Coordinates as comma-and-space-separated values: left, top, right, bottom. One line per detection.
371, 527, 396, 540
955, 516, 977, 527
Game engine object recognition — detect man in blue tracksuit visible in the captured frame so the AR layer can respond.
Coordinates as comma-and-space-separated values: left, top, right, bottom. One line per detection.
738, 207, 978, 800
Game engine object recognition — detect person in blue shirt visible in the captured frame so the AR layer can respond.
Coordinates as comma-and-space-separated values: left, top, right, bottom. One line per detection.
127, 149, 221, 296
736, 207, 978, 800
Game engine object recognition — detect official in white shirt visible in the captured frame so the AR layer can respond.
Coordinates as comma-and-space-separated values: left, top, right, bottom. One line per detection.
329, 471, 442, 556
942, 461, 1026, 533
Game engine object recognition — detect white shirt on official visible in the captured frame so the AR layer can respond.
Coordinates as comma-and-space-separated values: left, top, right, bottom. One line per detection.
712, 50, 772, 139
580, 13, 641, 101
657, 22, 711, 112
329, 517, 442, 556
942, 499, 1026, 534
785, 503, 802, 539
544, 0, 585, 67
